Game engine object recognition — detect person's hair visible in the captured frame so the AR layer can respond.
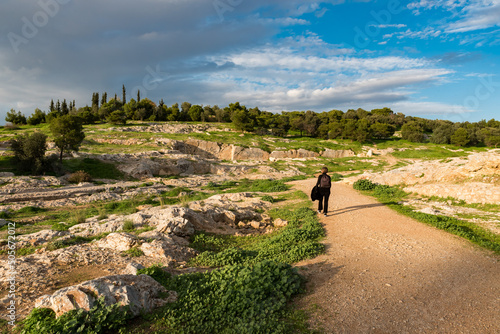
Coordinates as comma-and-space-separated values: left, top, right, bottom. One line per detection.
321, 167, 328, 173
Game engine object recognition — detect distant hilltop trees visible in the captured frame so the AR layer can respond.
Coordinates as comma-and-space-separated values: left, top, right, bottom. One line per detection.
5, 88, 500, 148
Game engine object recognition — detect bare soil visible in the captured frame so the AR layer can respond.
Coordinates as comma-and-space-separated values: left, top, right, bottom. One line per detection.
292, 179, 500, 334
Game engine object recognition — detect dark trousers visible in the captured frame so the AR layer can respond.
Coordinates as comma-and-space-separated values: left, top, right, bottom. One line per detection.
318, 188, 330, 213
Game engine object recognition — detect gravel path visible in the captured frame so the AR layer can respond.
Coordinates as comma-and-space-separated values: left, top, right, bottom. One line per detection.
292, 179, 500, 334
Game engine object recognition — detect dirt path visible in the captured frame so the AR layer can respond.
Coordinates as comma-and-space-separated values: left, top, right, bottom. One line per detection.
291, 179, 500, 334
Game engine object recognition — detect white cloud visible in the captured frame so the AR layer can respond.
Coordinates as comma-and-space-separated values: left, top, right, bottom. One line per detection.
446, 0, 500, 32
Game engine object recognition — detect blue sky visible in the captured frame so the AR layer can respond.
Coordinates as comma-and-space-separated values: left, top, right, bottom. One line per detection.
1, 0, 499, 124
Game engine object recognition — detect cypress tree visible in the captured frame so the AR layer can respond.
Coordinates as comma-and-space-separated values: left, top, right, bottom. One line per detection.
122, 85, 126, 104
137, 90, 141, 102
50, 99, 55, 112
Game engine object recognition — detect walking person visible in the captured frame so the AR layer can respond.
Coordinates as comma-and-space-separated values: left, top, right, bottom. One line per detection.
316, 167, 331, 216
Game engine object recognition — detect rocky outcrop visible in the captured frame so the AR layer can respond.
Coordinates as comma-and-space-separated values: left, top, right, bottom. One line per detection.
321, 149, 356, 159
270, 149, 318, 160
17, 230, 70, 246
344, 150, 500, 204
95, 233, 140, 251
34, 274, 177, 317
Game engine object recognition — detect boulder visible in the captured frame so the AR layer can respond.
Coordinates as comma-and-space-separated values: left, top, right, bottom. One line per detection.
0, 219, 7, 227
147, 207, 196, 236
273, 218, 288, 227
140, 239, 197, 262
124, 262, 145, 275
95, 233, 139, 252
34, 274, 177, 317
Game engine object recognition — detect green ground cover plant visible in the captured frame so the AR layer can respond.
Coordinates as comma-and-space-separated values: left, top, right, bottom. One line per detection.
190, 207, 325, 267
137, 260, 304, 333
63, 158, 126, 180
20, 298, 130, 334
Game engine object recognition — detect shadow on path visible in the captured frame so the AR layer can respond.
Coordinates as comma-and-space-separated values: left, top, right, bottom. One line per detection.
330, 203, 386, 216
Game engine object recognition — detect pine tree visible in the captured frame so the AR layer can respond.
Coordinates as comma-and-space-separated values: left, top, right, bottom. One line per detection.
56, 100, 61, 113
50, 99, 55, 112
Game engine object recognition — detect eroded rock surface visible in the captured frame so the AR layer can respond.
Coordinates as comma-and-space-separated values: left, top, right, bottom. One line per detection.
34, 274, 177, 317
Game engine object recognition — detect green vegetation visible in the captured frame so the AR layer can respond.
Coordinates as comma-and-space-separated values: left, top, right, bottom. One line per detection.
353, 179, 377, 191
356, 183, 500, 254
20, 298, 129, 333
190, 207, 325, 267
63, 158, 126, 180
391, 147, 469, 159
137, 260, 303, 333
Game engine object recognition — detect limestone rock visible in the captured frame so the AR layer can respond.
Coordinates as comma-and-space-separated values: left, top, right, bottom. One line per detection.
270, 149, 318, 160
124, 262, 145, 275
17, 230, 70, 246
140, 239, 197, 262
273, 218, 288, 227
148, 207, 196, 236
0, 219, 7, 227
321, 149, 356, 159
34, 274, 177, 317
95, 232, 139, 252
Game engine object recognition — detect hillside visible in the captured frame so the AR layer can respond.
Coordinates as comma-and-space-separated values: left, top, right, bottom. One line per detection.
0, 122, 499, 332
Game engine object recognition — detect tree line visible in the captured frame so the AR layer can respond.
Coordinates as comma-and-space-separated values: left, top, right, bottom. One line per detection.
5, 86, 500, 148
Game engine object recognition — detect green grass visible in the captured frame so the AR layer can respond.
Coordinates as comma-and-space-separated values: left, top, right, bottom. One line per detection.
391, 147, 469, 159
423, 195, 500, 213
63, 158, 126, 180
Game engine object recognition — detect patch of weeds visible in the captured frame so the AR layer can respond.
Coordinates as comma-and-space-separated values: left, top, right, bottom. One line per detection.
122, 220, 135, 232
16, 246, 37, 256
122, 247, 144, 257
261, 195, 275, 203
330, 173, 343, 181
69, 210, 87, 225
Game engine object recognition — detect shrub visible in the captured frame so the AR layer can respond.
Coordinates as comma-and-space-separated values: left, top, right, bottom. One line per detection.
146, 260, 302, 333
122, 247, 144, 257
122, 220, 135, 232
68, 170, 92, 183
21, 297, 130, 333
10, 132, 48, 175
261, 195, 275, 203
353, 179, 376, 191
331, 173, 343, 181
